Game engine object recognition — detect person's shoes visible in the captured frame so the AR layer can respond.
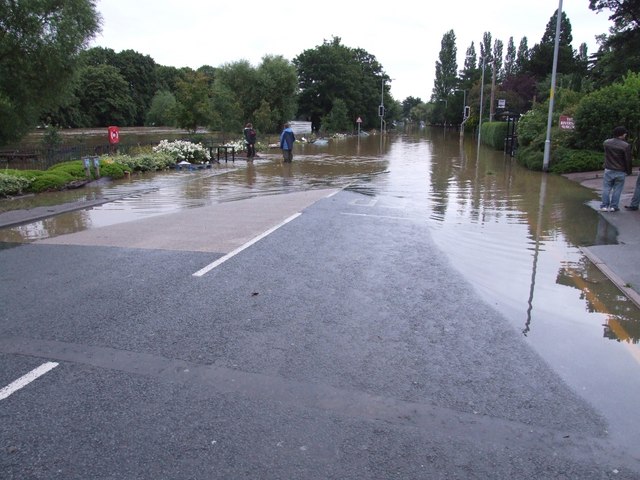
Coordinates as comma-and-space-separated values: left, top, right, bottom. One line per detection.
624, 205, 639, 210
600, 206, 610, 212
610, 207, 620, 212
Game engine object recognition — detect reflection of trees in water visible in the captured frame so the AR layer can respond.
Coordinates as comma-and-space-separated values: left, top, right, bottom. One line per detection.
556, 256, 640, 344
0, 210, 92, 243
425, 130, 639, 343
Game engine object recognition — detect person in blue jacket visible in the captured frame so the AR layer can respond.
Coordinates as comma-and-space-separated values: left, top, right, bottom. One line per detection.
279, 122, 296, 163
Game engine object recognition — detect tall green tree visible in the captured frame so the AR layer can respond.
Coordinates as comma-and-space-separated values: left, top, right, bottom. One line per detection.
76, 64, 136, 127
174, 71, 213, 133
209, 80, 242, 137
493, 39, 504, 81
431, 29, 458, 101
294, 36, 386, 131
525, 9, 577, 79
401, 96, 423, 119
255, 55, 298, 131
322, 98, 350, 133
112, 49, 158, 125
515, 37, 530, 74
0, 0, 100, 145
146, 90, 177, 127
459, 42, 479, 92
504, 37, 517, 79
480, 32, 493, 68
216, 60, 260, 125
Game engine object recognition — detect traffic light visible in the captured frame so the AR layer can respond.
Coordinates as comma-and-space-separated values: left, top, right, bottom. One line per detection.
378, 105, 385, 117
464, 106, 471, 119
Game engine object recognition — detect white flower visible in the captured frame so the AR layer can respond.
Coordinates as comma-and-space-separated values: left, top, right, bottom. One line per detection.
153, 139, 211, 163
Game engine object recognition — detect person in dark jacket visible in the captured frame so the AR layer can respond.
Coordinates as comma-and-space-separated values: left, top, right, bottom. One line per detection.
601, 126, 632, 212
243, 123, 256, 161
279, 123, 296, 163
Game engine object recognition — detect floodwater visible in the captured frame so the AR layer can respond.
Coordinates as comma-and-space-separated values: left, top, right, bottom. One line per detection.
2, 128, 640, 444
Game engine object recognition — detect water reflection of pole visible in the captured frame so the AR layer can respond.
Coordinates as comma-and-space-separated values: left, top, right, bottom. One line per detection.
523, 173, 548, 336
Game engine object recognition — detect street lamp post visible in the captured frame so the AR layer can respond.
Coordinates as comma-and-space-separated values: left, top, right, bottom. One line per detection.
454, 89, 467, 138
543, 0, 563, 172
380, 78, 385, 135
477, 56, 487, 152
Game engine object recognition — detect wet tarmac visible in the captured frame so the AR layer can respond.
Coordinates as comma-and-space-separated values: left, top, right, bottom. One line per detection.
2, 130, 640, 477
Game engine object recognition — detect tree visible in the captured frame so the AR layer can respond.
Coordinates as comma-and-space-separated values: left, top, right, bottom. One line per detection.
525, 10, 577, 79
515, 37, 530, 74
431, 30, 458, 103
459, 42, 479, 92
76, 65, 136, 127
174, 71, 213, 133
493, 39, 504, 81
589, 0, 640, 32
255, 55, 298, 131
146, 90, 177, 126
294, 36, 386, 131
401, 96, 423, 119
0, 0, 100, 145
589, 0, 640, 86
322, 98, 350, 133
480, 32, 493, 67
209, 80, 242, 137
216, 60, 260, 125
156, 65, 191, 93
504, 37, 517, 79
112, 49, 159, 125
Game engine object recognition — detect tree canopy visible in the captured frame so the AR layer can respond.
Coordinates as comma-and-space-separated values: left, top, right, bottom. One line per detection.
0, 0, 101, 145
294, 36, 387, 132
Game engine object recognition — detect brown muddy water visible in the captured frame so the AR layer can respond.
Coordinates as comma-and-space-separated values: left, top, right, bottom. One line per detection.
2, 128, 640, 445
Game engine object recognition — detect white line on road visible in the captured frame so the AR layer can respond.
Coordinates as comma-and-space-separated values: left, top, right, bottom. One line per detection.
340, 212, 416, 221
193, 213, 302, 277
0, 362, 59, 401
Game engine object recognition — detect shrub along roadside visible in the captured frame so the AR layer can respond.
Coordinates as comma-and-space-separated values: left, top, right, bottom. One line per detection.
0, 151, 177, 198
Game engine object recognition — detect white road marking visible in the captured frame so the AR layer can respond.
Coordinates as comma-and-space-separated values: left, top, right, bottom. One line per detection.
340, 212, 415, 221
193, 213, 302, 277
0, 362, 59, 401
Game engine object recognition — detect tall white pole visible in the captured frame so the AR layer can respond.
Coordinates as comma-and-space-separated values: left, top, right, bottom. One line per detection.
477, 57, 486, 153
380, 78, 384, 135
543, 0, 563, 172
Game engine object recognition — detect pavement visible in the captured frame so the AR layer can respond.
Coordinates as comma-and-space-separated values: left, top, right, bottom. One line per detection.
563, 169, 640, 308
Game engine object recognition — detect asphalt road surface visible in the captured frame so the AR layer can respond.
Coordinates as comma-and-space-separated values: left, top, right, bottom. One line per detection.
1, 188, 639, 479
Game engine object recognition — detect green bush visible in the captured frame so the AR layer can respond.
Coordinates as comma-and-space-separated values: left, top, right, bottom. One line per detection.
98, 161, 126, 179
0, 173, 32, 197
517, 109, 547, 148
549, 148, 604, 174
3, 169, 44, 179
106, 152, 175, 172
49, 160, 88, 178
30, 172, 74, 192
574, 73, 640, 152
515, 145, 544, 171
481, 122, 509, 150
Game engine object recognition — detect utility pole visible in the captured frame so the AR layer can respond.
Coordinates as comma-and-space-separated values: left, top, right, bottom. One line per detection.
489, 56, 497, 122
543, 0, 563, 172
477, 56, 487, 152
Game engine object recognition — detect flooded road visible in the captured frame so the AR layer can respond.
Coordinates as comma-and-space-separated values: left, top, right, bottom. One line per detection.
2, 129, 640, 444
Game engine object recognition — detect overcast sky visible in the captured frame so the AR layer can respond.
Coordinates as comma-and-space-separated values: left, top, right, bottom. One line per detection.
90, 0, 612, 102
